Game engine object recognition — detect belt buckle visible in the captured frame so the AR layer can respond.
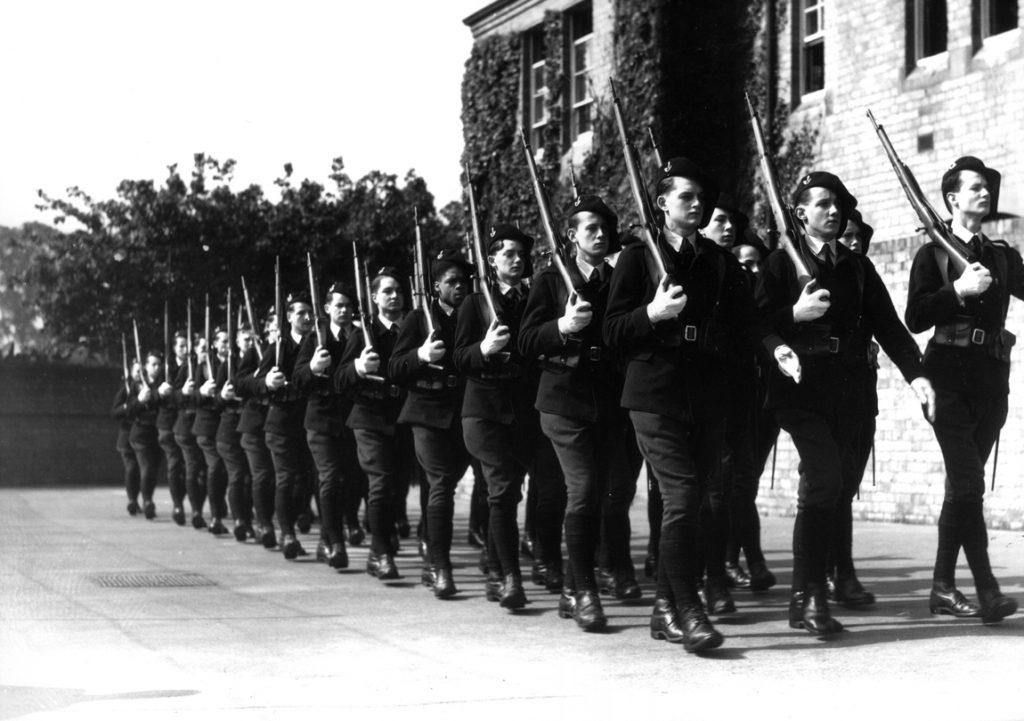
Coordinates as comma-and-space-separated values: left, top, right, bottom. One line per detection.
971, 328, 986, 345
683, 325, 697, 342
829, 337, 840, 353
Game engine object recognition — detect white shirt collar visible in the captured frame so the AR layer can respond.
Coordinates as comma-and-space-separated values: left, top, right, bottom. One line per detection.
377, 315, 400, 332
662, 225, 698, 253
496, 280, 524, 296
804, 233, 836, 260
575, 256, 602, 281
951, 221, 983, 244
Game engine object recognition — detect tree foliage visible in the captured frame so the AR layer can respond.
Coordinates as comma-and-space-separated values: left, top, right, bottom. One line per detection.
24, 155, 460, 359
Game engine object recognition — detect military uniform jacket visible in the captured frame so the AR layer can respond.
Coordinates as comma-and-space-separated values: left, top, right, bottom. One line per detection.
233, 345, 270, 435
335, 317, 405, 434
111, 386, 133, 430
453, 286, 537, 425
126, 380, 159, 427
906, 236, 1024, 397
390, 301, 464, 430
191, 356, 224, 437
603, 234, 755, 424
293, 323, 354, 436
519, 263, 622, 423
250, 333, 309, 439
757, 242, 923, 418
156, 356, 182, 431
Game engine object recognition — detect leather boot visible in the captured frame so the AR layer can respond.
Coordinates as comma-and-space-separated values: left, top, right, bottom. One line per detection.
747, 561, 777, 592
573, 590, 607, 632
788, 590, 807, 629
499, 573, 527, 609
929, 583, 979, 618
678, 602, 724, 653
432, 566, 457, 599
705, 575, 737, 615
832, 571, 876, 607
376, 554, 400, 580
327, 542, 349, 570
977, 584, 1018, 624
650, 596, 685, 643
558, 589, 577, 619
485, 571, 503, 602
801, 585, 844, 635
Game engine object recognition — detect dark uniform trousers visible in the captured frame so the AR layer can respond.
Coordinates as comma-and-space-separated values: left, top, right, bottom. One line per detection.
240, 429, 275, 531
117, 427, 140, 501
906, 236, 1024, 593
411, 422, 469, 567
173, 410, 207, 514
306, 429, 355, 546
217, 409, 252, 525
129, 421, 162, 505
158, 428, 186, 508
265, 429, 314, 537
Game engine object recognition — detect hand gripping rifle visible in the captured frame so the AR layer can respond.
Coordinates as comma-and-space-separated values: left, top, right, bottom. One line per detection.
307, 252, 326, 348
121, 332, 131, 393
609, 78, 669, 283
866, 109, 970, 273
463, 163, 500, 324
745, 93, 816, 289
240, 276, 263, 361
353, 246, 385, 383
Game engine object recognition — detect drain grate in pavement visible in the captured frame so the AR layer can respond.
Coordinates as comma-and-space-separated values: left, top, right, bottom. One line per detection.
91, 572, 216, 588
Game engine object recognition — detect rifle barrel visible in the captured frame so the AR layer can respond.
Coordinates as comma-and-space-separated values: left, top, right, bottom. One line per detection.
464, 163, 500, 323
240, 276, 263, 361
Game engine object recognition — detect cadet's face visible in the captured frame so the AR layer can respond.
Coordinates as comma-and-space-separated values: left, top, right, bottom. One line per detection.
174, 336, 188, 360
796, 187, 841, 240
840, 219, 864, 254
488, 240, 526, 285
704, 208, 736, 248
733, 245, 762, 275
195, 337, 207, 360
237, 330, 254, 352
288, 304, 313, 335
948, 170, 991, 220
131, 360, 141, 382
657, 177, 705, 232
144, 354, 161, 381
372, 277, 403, 315
325, 293, 355, 327
569, 211, 610, 264
214, 331, 230, 356
435, 268, 468, 307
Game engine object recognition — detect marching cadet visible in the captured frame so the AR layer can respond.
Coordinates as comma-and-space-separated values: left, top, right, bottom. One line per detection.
906, 156, 1022, 623
112, 360, 141, 516
251, 292, 315, 559
128, 350, 164, 520
336, 267, 411, 581
520, 194, 634, 632
217, 325, 255, 542
294, 283, 358, 570
757, 171, 934, 635
390, 249, 473, 598
157, 331, 189, 525
454, 224, 538, 611
193, 328, 230, 535
702, 193, 748, 250
175, 335, 208, 529
604, 158, 750, 652
235, 309, 279, 548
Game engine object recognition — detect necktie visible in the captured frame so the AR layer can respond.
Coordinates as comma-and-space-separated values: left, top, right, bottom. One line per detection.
506, 288, 521, 305
821, 243, 834, 269
969, 235, 982, 260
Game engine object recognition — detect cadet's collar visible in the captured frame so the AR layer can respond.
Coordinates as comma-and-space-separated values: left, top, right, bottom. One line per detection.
378, 315, 400, 332
497, 280, 524, 296
576, 256, 603, 282
951, 220, 984, 244
662, 224, 699, 253
803, 233, 837, 262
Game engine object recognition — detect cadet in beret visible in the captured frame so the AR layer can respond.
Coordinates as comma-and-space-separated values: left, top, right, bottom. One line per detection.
757, 171, 934, 635
906, 156, 1022, 623
112, 361, 142, 516
604, 157, 753, 652
216, 324, 255, 543
520, 194, 638, 632
454, 223, 539, 611
193, 328, 230, 535
173, 335, 208, 529
156, 331, 189, 525
128, 350, 165, 521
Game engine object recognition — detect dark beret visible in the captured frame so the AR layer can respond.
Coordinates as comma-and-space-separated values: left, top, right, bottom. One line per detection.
940, 156, 1001, 217
325, 283, 356, 300
792, 171, 858, 237
712, 192, 750, 234
487, 224, 535, 254
285, 291, 312, 307
432, 248, 474, 278
566, 194, 621, 253
655, 156, 718, 228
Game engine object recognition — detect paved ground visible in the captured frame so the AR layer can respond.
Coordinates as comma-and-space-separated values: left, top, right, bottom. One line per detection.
1, 487, 1022, 721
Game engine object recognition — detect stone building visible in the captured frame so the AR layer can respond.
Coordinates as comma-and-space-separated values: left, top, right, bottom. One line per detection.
462, 0, 1023, 528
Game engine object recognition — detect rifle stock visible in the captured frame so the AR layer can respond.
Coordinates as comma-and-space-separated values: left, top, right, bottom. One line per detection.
744, 93, 816, 288
866, 109, 970, 274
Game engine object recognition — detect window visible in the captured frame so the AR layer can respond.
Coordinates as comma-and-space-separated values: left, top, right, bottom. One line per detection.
978, 0, 1019, 39
796, 0, 825, 99
907, 0, 948, 69
524, 29, 548, 150
568, 4, 593, 140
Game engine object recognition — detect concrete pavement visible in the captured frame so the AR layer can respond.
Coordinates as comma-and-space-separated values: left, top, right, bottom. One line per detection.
1, 486, 1022, 721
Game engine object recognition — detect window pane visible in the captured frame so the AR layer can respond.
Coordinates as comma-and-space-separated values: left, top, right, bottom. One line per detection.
803, 40, 825, 93
574, 41, 589, 73
574, 73, 588, 104
576, 104, 592, 135
990, 0, 1019, 35
532, 65, 545, 90
805, 8, 819, 36
531, 31, 545, 61
571, 5, 592, 40
533, 96, 545, 122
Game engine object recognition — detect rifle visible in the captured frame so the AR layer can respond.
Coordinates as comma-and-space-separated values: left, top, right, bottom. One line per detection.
353, 246, 384, 383
203, 293, 214, 381
240, 275, 263, 361
307, 252, 326, 347
274, 256, 284, 368
225, 287, 234, 380
569, 165, 581, 201
163, 300, 171, 383
463, 163, 500, 323
412, 207, 436, 338
609, 77, 668, 282
464, 232, 480, 294
519, 128, 582, 296
745, 93, 816, 288
648, 126, 664, 167
121, 332, 131, 393
866, 109, 970, 274
132, 318, 150, 389
186, 299, 194, 381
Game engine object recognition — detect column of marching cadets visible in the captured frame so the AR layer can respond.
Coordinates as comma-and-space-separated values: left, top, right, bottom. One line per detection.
111, 154, 1021, 653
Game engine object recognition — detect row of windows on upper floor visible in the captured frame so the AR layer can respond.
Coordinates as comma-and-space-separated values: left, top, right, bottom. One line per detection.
797, 0, 1018, 100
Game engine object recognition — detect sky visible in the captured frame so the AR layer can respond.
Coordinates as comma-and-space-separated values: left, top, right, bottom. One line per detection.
0, 0, 486, 228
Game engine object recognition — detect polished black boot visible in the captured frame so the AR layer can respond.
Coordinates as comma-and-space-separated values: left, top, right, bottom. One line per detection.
650, 596, 686, 643
432, 566, 457, 599
327, 542, 349, 570
977, 583, 1018, 624
485, 571, 503, 602
747, 562, 777, 592
801, 585, 844, 635
929, 583, 979, 618
788, 590, 807, 629
281, 534, 305, 560
830, 571, 876, 607
376, 554, 400, 580
678, 603, 724, 653
558, 589, 576, 619
704, 575, 737, 615
573, 590, 607, 632
499, 573, 527, 609
725, 562, 751, 589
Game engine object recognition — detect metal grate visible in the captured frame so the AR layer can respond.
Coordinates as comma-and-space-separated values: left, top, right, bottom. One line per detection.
91, 572, 215, 588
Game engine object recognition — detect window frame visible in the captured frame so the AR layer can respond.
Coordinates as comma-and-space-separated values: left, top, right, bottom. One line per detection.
523, 27, 548, 151
906, 0, 949, 71
567, 3, 594, 142
793, 0, 826, 104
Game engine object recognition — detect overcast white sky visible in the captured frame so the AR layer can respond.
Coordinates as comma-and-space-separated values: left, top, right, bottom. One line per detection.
0, 0, 486, 228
